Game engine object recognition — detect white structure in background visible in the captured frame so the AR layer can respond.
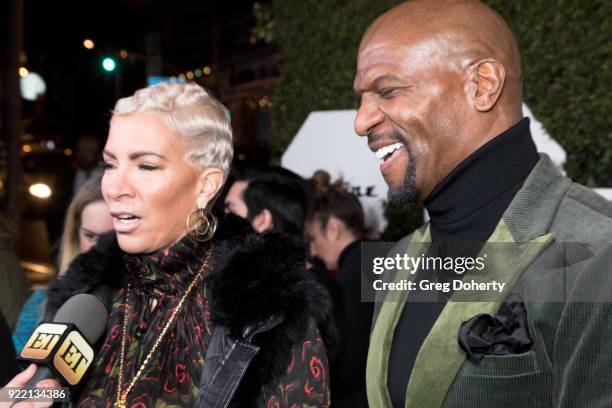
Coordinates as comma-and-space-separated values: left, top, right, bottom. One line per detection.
282, 110, 389, 235
282, 105, 610, 236
523, 104, 566, 170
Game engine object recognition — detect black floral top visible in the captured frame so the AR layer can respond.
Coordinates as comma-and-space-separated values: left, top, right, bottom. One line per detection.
76, 237, 330, 407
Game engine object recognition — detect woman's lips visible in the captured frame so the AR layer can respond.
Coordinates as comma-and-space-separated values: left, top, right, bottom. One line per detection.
112, 216, 141, 233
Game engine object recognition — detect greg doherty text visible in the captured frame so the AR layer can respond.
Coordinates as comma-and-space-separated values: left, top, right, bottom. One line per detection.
372, 279, 506, 294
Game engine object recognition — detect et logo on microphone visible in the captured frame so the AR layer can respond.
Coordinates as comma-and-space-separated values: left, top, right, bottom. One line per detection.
19, 322, 95, 385
20, 323, 67, 360
53, 331, 94, 385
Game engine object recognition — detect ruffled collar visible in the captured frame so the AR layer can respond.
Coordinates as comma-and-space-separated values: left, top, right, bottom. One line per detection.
122, 235, 212, 294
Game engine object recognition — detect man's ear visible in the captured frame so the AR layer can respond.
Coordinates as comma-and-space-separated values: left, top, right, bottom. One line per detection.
325, 217, 343, 241
196, 168, 224, 209
252, 209, 274, 233
466, 59, 506, 112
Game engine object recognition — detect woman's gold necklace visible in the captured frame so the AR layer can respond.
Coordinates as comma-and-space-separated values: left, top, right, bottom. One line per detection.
114, 247, 212, 408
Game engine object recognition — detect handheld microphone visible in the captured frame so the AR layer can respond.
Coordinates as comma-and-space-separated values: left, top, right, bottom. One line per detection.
18, 293, 109, 389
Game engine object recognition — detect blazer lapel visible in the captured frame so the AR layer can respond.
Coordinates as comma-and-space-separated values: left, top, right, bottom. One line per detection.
366, 226, 431, 408
404, 220, 554, 407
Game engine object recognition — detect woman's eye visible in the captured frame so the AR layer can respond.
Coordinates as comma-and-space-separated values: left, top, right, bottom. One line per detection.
83, 231, 96, 240
102, 161, 114, 170
138, 163, 159, 171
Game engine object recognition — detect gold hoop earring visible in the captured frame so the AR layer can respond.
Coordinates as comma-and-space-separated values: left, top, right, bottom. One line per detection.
186, 209, 218, 242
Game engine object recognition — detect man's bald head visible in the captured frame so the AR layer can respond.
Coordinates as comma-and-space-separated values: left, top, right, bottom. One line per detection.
361, 0, 521, 78
359, 0, 523, 114
354, 0, 525, 203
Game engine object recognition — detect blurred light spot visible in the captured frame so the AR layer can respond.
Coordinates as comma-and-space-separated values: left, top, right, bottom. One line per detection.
83, 39, 95, 49
203, 66, 212, 75
19, 67, 29, 77
194, 69, 202, 77
20, 72, 46, 101
29, 183, 52, 199
102, 57, 116, 72
120, 50, 128, 59
246, 99, 257, 109
186, 71, 194, 79
22, 144, 32, 153
46, 140, 56, 150
249, 36, 257, 45
64, 148, 72, 156
178, 73, 186, 81
238, 153, 246, 161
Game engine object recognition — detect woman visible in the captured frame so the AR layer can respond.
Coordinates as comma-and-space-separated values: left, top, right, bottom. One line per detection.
58, 171, 114, 274
12, 173, 113, 352
305, 173, 371, 408
19, 82, 334, 407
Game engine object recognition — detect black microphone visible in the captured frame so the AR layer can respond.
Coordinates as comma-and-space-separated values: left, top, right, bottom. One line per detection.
19, 293, 109, 389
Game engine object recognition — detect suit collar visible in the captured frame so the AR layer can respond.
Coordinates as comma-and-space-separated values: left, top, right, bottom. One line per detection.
367, 155, 568, 407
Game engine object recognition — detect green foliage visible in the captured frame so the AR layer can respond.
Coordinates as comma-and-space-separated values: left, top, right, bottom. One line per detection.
259, 0, 399, 157
257, 0, 611, 237
380, 202, 424, 242
485, 0, 612, 186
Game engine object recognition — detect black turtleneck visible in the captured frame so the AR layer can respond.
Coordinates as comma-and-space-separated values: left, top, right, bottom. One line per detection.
387, 118, 539, 407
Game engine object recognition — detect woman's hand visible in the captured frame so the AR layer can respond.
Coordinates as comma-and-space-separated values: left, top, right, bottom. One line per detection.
0, 364, 61, 408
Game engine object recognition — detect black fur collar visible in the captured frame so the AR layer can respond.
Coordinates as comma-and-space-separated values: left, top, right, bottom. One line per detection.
45, 215, 337, 404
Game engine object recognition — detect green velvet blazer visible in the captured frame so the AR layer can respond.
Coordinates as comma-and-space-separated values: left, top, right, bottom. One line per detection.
367, 155, 612, 407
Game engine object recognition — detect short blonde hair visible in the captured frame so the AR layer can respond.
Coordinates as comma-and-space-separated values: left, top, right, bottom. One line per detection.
113, 82, 233, 178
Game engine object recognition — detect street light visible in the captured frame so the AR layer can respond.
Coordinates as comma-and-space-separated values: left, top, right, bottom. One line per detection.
29, 183, 52, 199
102, 57, 116, 72
83, 39, 95, 49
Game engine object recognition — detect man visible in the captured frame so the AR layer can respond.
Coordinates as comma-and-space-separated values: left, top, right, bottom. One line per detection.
354, 1, 612, 407
224, 179, 250, 220
305, 176, 372, 408
224, 167, 309, 235
72, 134, 103, 196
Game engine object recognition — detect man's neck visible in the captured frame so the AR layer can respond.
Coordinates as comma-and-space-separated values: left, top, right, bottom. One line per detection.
424, 117, 538, 244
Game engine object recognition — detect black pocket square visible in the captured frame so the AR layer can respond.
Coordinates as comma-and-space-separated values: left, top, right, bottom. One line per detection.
458, 294, 532, 363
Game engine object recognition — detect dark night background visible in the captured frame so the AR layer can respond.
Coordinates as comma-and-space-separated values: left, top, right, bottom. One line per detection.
0, 0, 278, 275
2, 0, 277, 153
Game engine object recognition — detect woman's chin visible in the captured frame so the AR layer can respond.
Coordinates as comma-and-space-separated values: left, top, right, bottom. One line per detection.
116, 235, 150, 254
116, 234, 176, 255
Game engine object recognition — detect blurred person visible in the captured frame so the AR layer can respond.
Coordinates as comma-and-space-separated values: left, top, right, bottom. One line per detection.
305, 173, 372, 408
3, 82, 334, 407
224, 167, 308, 235
224, 167, 344, 334
57, 171, 113, 274
247, 167, 309, 234
0, 310, 19, 386
0, 218, 30, 330
12, 172, 113, 352
224, 178, 249, 219
224, 167, 344, 365
72, 134, 103, 196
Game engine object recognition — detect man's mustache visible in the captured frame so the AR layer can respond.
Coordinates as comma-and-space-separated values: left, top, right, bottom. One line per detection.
368, 130, 408, 148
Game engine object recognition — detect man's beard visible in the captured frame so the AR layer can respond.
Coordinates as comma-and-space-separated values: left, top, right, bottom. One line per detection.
387, 143, 418, 205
